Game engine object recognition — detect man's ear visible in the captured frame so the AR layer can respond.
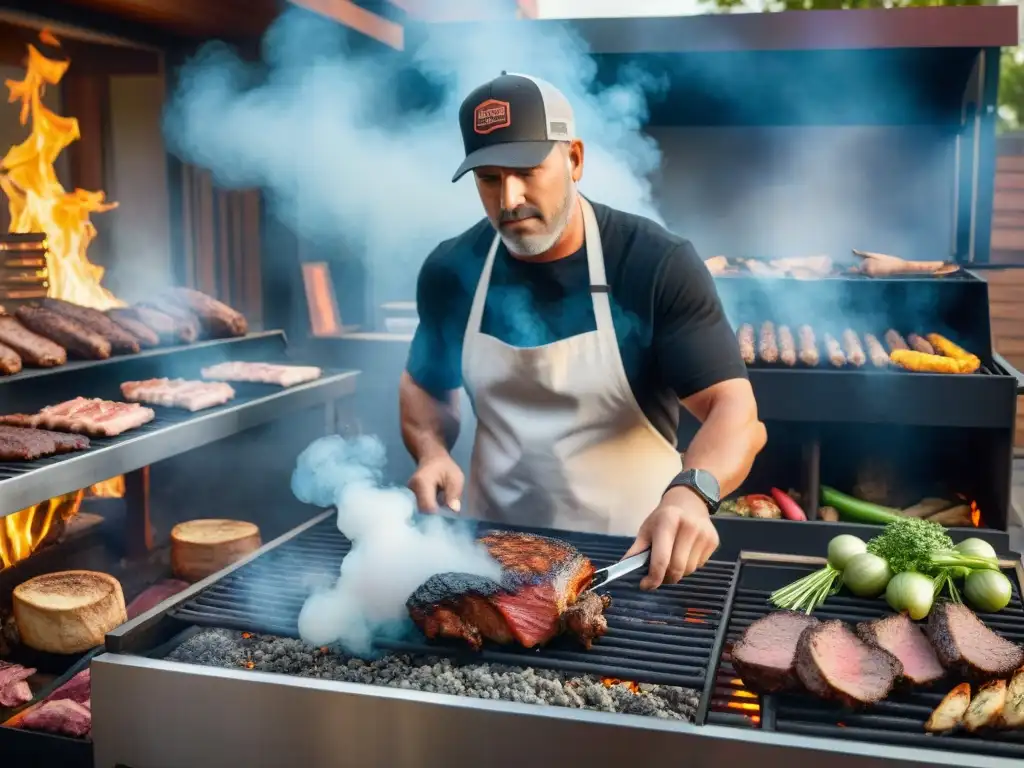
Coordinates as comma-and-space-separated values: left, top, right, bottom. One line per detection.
568, 139, 584, 183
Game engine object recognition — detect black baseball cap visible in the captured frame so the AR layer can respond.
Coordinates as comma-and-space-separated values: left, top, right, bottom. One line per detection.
452, 72, 576, 183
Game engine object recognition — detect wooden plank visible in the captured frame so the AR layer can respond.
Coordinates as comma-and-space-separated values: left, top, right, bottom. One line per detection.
992, 229, 1024, 249
993, 190, 1024, 211
998, 156, 1024, 173
994, 338, 1024, 356
987, 284, 1024, 304
996, 173, 1024, 191
984, 268, 1024, 286
993, 211, 1024, 227
990, 302, 1024, 321
991, 317, 1024, 339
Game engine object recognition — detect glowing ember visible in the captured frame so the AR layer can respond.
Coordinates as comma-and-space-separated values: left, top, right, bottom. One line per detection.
244, 660, 255, 670
87, 475, 125, 498
0, 489, 82, 569
725, 678, 761, 725
0, 30, 122, 310
970, 500, 981, 528
601, 678, 641, 694
684, 607, 711, 625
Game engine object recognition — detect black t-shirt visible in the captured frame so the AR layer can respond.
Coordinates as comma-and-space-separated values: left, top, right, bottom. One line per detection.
406, 200, 747, 444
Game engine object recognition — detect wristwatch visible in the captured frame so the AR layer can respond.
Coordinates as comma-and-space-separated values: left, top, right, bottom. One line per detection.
665, 469, 721, 513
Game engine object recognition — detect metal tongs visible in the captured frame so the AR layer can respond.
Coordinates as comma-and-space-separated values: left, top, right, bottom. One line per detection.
584, 548, 651, 592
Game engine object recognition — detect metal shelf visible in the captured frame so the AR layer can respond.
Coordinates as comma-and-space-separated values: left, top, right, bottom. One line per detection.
0, 370, 359, 519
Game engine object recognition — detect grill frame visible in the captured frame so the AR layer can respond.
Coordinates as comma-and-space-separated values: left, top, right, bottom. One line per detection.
707, 551, 1024, 760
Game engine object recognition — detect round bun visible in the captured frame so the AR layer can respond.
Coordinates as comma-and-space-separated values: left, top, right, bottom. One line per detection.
171, 519, 261, 583
13, 570, 127, 654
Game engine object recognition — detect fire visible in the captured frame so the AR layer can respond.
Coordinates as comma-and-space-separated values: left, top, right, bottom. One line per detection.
0, 489, 83, 569
601, 678, 641, 694
0, 30, 122, 310
970, 500, 981, 528
87, 476, 125, 498
726, 678, 761, 725
684, 607, 711, 625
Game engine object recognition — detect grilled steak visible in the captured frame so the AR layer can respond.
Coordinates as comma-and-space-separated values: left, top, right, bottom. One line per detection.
731, 611, 820, 693
795, 620, 903, 706
0, 425, 90, 460
15, 306, 111, 360
856, 613, 945, 686
136, 299, 201, 341
927, 602, 1024, 680
0, 316, 65, 366
407, 531, 608, 650
20, 699, 91, 737
0, 342, 21, 374
161, 287, 248, 338
105, 308, 165, 346
41, 298, 141, 354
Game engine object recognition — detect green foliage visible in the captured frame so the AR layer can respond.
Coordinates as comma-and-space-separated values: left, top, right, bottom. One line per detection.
698, 0, 1023, 131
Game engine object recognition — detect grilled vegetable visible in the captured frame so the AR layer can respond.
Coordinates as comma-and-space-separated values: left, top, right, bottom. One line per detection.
964, 570, 1013, 613
842, 552, 892, 598
820, 486, 903, 525
925, 683, 971, 733
885, 571, 934, 620
736, 494, 781, 519
964, 679, 1007, 732
818, 505, 839, 522
1003, 668, 1024, 728
927, 333, 981, 374
889, 349, 962, 374
771, 487, 806, 521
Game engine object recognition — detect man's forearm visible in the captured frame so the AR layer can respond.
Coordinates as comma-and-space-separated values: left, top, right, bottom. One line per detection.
680, 398, 766, 497
399, 371, 460, 463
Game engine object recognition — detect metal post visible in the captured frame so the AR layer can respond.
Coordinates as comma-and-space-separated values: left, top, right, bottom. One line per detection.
123, 466, 153, 558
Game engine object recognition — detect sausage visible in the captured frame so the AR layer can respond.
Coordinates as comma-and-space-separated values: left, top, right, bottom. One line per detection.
758, 321, 778, 364
927, 333, 981, 374
15, 305, 111, 360
823, 333, 846, 367
841, 329, 866, 367
798, 325, 819, 366
0, 341, 21, 374
0, 316, 66, 366
737, 324, 755, 364
863, 334, 888, 368
891, 349, 962, 374
884, 329, 908, 353
907, 333, 934, 355
777, 325, 796, 366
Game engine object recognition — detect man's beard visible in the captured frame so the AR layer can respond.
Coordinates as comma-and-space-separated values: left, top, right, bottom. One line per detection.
497, 175, 577, 258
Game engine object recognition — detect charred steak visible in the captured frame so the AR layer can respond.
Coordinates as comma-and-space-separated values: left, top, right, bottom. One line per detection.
41, 298, 141, 354
856, 613, 945, 686
927, 602, 1024, 680
730, 611, 819, 693
15, 306, 111, 360
795, 620, 903, 706
407, 531, 610, 650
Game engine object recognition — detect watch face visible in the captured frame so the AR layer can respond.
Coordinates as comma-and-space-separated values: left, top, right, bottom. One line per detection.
694, 470, 720, 503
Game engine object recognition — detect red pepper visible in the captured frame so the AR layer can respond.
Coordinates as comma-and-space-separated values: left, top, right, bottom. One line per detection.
742, 494, 774, 504
771, 487, 807, 521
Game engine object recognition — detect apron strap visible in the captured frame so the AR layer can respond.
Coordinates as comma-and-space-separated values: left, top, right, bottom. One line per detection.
579, 198, 616, 344
466, 231, 502, 337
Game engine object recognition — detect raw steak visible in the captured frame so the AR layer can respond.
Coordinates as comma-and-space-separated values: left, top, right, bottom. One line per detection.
407, 531, 610, 650
0, 661, 35, 707
795, 620, 903, 706
20, 699, 91, 737
856, 613, 945, 686
47, 669, 90, 705
731, 611, 819, 693
927, 602, 1024, 680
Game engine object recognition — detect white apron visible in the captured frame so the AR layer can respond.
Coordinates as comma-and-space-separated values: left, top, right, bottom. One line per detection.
461, 198, 684, 535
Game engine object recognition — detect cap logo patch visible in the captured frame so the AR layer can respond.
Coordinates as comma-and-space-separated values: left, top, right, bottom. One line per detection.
474, 99, 511, 135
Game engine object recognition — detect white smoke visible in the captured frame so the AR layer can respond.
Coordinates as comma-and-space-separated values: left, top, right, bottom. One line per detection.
162, 6, 666, 286
291, 435, 500, 655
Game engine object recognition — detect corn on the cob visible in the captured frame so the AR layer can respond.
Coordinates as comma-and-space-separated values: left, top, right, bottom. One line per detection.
890, 349, 962, 374
926, 333, 981, 374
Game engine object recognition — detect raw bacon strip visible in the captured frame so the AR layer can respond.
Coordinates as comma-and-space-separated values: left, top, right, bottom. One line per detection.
201, 361, 322, 387
121, 379, 235, 412
0, 398, 154, 438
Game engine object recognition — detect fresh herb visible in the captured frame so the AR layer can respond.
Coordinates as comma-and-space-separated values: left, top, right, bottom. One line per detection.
866, 518, 1000, 575
770, 564, 844, 614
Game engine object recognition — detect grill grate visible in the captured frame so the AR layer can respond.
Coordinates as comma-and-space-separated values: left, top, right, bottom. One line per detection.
169, 517, 735, 690
707, 559, 1024, 759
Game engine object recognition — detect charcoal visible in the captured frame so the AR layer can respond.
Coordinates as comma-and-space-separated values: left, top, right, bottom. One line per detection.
167, 628, 699, 722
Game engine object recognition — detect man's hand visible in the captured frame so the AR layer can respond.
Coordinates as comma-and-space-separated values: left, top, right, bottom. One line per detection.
408, 454, 465, 513
623, 487, 720, 590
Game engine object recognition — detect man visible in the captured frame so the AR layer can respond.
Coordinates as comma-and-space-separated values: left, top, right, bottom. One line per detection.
400, 72, 766, 589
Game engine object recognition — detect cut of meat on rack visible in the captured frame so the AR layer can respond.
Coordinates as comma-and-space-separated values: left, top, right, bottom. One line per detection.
121, 379, 236, 412
0, 661, 36, 707
136, 299, 201, 341
15, 305, 111, 360
103, 311, 158, 348
160, 288, 248, 338
201, 361, 322, 387
0, 425, 90, 460
108, 306, 195, 345
0, 315, 66, 367
41, 298, 141, 354
855, 613, 945, 686
731, 611, 819, 693
0, 342, 21, 374
408, 531, 611, 651
106, 308, 171, 346
0, 398, 155, 438
794, 620, 903, 707
927, 602, 1024, 680
19, 699, 91, 738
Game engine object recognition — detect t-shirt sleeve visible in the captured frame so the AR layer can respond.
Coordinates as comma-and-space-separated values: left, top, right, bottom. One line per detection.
652, 240, 748, 400
406, 247, 464, 398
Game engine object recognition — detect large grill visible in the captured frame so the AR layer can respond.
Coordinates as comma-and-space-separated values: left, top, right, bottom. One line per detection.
708, 556, 1024, 760
167, 515, 736, 691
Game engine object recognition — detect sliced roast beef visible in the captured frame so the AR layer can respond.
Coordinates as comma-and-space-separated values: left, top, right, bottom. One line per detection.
730, 611, 819, 693
407, 531, 607, 650
927, 602, 1024, 680
795, 620, 903, 706
20, 699, 91, 737
856, 613, 945, 686
0, 661, 35, 707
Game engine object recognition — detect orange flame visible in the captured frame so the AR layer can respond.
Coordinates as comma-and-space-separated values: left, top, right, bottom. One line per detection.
0, 30, 122, 310
726, 677, 761, 725
87, 476, 125, 498
970, 500, 981, 528
601, 678, 641, 694
0, 489, 83, 569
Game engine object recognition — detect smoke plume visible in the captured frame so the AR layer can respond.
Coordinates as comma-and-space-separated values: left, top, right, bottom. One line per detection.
291, 434, 499, 655
162, 6, 665, 287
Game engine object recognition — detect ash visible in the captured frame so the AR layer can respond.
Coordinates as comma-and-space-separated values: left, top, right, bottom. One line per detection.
169, 628, 699, 721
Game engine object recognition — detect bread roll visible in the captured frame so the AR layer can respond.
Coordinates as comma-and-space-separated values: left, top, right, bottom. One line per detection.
14, 571, 127, 654
171, 519, 261, 583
